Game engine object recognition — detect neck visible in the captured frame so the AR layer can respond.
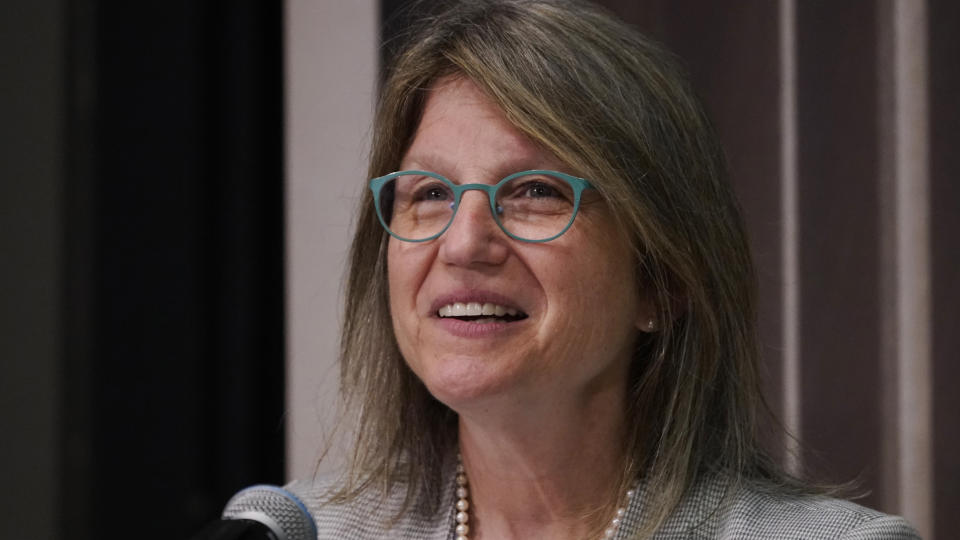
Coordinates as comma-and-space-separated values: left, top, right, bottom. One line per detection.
455, 379, 630, 540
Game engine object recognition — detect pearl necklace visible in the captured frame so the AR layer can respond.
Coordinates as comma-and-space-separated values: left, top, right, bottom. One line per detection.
453, 455, 635, 540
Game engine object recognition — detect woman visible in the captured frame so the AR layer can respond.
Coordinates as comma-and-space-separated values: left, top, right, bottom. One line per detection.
288, 1, 919, 538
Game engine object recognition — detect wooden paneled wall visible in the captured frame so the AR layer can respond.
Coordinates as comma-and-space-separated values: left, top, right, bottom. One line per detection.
599, 1, 958, 538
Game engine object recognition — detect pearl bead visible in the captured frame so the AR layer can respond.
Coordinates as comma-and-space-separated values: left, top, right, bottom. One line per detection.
452, 452, 635, 539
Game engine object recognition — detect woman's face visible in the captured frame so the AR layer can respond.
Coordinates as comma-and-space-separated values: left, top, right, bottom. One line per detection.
388, 76, 652, 410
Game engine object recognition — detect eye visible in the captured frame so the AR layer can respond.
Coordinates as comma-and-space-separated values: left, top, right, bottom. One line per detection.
411, 181, 453, 202
422, 186, 448, 200
525, 182, 558, 198
496, 174, 575, 207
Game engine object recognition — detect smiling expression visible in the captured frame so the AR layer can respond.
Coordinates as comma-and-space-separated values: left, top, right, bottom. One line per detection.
387, 76, 652, 410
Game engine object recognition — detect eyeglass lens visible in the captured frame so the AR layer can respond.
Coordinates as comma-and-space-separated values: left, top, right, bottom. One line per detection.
377, 173, 577, 242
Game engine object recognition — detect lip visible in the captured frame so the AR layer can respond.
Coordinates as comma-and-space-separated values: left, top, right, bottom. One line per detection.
429, 289, 528, 318
435, 316, 526, 338
428, 288, 530, 339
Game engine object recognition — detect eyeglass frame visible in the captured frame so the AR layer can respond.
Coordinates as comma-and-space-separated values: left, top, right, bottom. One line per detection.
369, 169, 595, 243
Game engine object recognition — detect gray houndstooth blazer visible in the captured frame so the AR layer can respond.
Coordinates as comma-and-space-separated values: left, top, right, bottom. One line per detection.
286, 458, 920, 539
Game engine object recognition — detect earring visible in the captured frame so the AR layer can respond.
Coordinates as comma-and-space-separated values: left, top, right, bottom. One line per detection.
646, 318, 656, 331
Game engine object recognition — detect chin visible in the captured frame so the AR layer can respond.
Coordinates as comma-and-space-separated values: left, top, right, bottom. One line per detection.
415, 353, 524, 409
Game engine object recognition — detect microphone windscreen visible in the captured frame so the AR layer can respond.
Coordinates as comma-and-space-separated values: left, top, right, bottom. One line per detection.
221, 485, 316, 540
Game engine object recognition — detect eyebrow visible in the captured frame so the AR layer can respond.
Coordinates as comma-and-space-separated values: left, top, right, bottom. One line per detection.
399, 150, 458, 174
400, 151, 565, 182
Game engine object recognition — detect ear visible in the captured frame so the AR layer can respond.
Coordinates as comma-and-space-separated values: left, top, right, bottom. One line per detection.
634, 282, 687, 333
634, 294, 659, 333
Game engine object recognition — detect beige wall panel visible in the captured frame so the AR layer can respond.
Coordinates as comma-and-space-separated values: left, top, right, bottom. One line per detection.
285, 0, 378, 481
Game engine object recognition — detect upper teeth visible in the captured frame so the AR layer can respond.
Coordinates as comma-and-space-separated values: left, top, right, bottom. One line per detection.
438, 302, 519, 317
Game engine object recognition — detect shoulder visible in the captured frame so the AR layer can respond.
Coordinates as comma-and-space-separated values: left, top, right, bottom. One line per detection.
284, 471, 454, 540
658, 476, 921, 540
713, 487, 919, 539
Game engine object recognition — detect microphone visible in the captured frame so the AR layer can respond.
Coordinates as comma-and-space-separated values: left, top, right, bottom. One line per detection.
191, 485, 317, 540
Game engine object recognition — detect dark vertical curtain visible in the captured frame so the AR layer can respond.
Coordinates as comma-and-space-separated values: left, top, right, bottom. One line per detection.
61, 2, 285, 539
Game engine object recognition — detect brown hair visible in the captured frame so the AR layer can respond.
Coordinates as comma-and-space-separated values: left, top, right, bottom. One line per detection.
330, 0, 800, 535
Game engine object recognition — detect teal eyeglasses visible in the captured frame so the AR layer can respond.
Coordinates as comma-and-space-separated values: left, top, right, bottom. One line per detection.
369, 170, 594, 243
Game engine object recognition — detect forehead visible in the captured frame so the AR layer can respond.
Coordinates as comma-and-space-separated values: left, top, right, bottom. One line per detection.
402, 76, 564, 175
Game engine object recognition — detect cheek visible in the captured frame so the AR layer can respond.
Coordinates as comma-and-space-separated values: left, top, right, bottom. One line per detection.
387, 243, 413, 323
583, 259, 641, 366
387, 241, 434, 343
557, 238, 640, 337
538, 245, 637, 335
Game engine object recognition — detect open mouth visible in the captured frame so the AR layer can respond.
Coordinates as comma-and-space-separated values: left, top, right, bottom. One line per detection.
437, 302, 529, 323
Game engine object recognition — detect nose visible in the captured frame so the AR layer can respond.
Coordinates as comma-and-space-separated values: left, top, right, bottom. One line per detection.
438, 190, 509, 267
